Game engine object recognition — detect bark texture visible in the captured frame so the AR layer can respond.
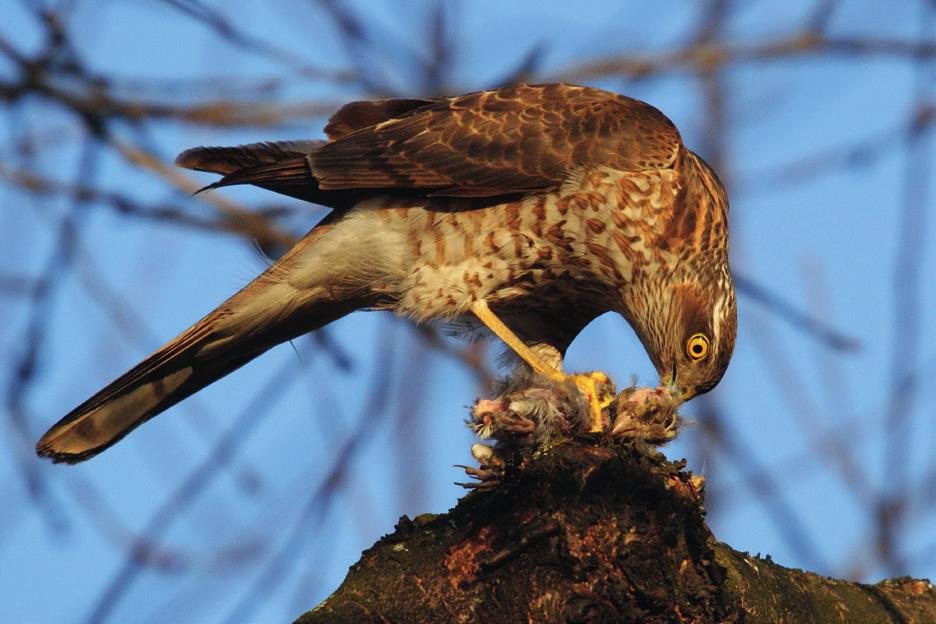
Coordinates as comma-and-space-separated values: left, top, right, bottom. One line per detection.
295, 441, 936, 623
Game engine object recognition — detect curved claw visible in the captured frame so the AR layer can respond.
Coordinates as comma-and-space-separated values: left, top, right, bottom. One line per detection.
546, 370, 615, 433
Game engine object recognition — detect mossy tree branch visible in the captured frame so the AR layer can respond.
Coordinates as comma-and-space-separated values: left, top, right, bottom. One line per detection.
296, 441, 935, 623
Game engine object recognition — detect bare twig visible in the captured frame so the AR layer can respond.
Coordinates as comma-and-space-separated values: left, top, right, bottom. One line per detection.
734, 273, 860, 353
549, 33, 936, 83
109, 138, 298, 248
697, 404, 833, 572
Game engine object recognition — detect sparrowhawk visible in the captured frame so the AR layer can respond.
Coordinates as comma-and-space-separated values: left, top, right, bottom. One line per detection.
37, 83, 736, 463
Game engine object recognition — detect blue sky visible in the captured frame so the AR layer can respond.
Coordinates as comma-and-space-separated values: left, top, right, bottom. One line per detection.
2, 1, 935, 622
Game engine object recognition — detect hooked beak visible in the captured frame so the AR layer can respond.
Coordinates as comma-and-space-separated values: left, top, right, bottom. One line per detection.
666, 360, 680, 395
666, 360, 678, 390
665, 360, 693, 403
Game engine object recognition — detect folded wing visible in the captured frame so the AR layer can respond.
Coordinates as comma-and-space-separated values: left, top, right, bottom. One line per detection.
176, 84, 683, 202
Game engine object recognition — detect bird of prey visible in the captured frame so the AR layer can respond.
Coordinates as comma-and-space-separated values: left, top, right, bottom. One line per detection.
36, 83, 736, 464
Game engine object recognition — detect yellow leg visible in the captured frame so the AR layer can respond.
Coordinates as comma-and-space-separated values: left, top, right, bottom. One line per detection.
470, 300, 556, 375
470, 300, 611, 433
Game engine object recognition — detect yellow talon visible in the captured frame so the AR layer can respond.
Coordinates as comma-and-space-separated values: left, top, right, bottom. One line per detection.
543, 370, 612, 433
577, 371, 614, 433
470, 300, 614, 434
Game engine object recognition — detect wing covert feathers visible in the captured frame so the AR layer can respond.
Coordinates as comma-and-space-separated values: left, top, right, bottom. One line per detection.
323, 97, 438, 140
175, 83, 683, 200
309, 83, 682, 197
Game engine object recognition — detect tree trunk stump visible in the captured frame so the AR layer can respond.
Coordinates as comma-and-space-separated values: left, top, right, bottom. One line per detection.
296, 441, 936, 623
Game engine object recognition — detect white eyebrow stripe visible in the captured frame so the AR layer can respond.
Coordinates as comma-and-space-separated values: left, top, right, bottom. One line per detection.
710, 273, 732, 347
711, 295, 723, 345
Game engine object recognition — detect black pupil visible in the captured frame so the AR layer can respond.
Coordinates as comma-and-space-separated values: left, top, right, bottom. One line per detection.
692, 343, 704, 354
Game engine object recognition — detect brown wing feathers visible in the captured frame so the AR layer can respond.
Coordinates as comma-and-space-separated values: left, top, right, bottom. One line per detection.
175, 140, 324, 175
311, 101, 556, 195
175, 84, 683, 202
323, 97, 438, 140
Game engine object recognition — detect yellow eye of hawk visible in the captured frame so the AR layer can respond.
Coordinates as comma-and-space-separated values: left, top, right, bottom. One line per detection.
686, 333, 710, 361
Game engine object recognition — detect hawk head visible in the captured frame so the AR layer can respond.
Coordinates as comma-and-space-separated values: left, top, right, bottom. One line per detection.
638, 149, 736, 403
629, 275, 737, 403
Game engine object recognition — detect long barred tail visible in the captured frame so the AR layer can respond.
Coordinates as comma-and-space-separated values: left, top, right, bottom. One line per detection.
35, 274, 350, 464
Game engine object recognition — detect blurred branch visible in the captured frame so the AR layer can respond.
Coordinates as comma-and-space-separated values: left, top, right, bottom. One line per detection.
734, 273, 860, 352
879, 5, 935, 575
549, 32, 936, 82
736, 102, 936, 195
423, 0, 454, 93
162, 0, 319, 68
698, 404, 832, 572
219, 319, 398, 623
109, 138, 298, 248
799, 258, 856, 411
806, 0, 841, 33
220, 407, 380, 624
315, 0, 396, 94
0, 11, 343, 128
4, 133, 101, 535
83, 336, 321, 624
0, 74, 342, 127
0, 272, 37, 297
744, 306, 873, 508
66, 473, 265, 575
1, 159, 304, 243
416, 325, 495, 393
